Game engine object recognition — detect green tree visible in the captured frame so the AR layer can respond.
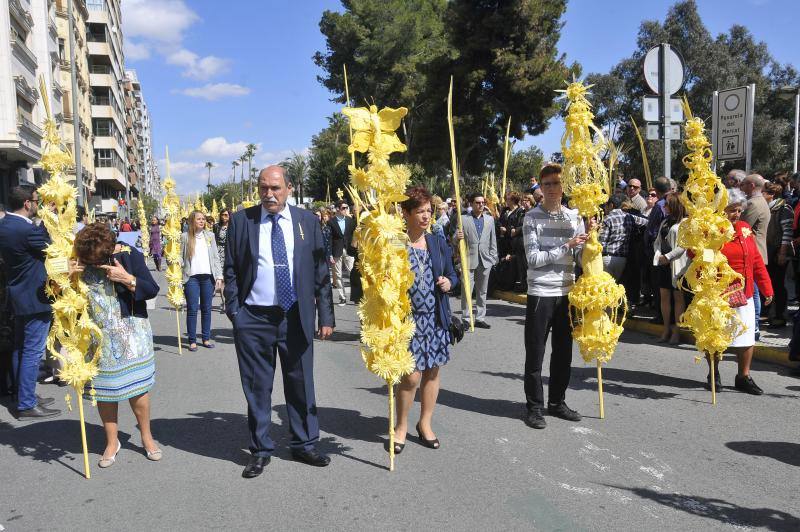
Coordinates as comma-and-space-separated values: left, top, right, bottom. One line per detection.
281, 152, 310, 203
315, 0, 577, 176
506, 145, 545, 192
307, 113, 351, 201
586, 0, 799, 178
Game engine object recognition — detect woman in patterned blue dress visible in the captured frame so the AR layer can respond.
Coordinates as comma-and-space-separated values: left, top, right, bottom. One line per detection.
73, 223, 161, 468
394, 187, 459, 453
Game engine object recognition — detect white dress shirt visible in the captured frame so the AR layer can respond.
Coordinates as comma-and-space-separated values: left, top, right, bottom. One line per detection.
245, 205, 295, 307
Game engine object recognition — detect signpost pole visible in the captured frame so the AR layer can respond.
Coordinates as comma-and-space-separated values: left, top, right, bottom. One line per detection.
659, 43, 672, 180
745, 84, 755, 174
711, 91, 719, 172
793, 90, 799, 174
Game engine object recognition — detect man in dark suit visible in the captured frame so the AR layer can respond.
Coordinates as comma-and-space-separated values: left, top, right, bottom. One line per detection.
224, 165, 335, 478
326, 200, 356, 305
0, 186, 59, 419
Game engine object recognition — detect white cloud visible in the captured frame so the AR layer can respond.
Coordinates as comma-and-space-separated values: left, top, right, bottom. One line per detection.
194, 137, 258, 159
125, 39, 151, 61
123, 0, 198, 45
174, 83, 251, 101
166, 49, 229, 80
257, 148, 311, 166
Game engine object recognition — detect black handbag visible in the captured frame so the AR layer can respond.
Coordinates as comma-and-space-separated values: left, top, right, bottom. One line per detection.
449, 316, 466, 345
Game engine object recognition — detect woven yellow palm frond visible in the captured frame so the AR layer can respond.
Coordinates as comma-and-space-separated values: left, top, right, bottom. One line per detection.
676, 102, 743, 405
343, 103, 415, 471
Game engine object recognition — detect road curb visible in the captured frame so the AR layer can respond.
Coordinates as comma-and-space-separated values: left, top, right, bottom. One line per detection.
492, 290, 799, 369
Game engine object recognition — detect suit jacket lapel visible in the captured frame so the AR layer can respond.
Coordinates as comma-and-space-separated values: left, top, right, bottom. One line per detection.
247, 205, 259, 263
425, 233, 441, 279
290, 206, 301, 282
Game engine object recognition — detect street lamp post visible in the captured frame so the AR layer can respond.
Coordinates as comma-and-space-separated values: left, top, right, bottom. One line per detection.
779, 86, 799, 173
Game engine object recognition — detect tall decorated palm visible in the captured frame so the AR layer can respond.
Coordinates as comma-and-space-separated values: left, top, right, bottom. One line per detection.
239, 154, 247, 200
231, 161, 240, 207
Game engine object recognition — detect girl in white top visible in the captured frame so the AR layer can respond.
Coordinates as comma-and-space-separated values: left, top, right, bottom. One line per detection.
181, 211, 223, 351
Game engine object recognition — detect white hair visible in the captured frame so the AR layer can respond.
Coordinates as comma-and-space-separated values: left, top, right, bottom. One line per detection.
728, 169, 746, 184
727, 188, 748, 209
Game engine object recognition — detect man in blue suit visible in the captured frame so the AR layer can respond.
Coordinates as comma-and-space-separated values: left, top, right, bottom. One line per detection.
0, 186, 59, 419
225, 165, 335, 478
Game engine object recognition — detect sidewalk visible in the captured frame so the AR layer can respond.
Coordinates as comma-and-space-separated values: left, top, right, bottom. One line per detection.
493, 290, 800, 368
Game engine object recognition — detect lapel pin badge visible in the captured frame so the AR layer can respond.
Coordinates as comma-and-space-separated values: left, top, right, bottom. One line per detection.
299, 224, 305, 240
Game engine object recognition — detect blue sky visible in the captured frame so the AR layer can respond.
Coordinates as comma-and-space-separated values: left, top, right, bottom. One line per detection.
122, 0, 798, 195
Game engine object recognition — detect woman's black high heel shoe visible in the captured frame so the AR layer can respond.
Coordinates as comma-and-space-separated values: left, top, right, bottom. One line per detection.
416, 422, 440, 449
387, 441, 405, 454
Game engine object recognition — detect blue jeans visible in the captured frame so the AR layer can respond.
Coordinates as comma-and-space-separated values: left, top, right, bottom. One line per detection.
12, 312, 51, 410
185, 274, 214, 343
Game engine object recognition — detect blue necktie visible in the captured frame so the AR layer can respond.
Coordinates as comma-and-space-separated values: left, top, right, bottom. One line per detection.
268, 213, 296, 311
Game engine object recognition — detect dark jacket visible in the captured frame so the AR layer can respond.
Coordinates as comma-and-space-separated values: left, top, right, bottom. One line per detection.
112, 244, 160, 318
224, 204, 335, 343
424, 232, 459, 330
0, 214, 51, 316
327, 215, 356, 258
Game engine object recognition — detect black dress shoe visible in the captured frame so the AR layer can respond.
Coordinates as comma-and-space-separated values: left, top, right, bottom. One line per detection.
474, 320, 491, 329
734, 374, 764, 395
524, 408, 547, 429
242, 455, 271, 478
291, 448, 331, 467
36, 395, 55, 407
16, 404, 61, 420
547, 402, 582, 422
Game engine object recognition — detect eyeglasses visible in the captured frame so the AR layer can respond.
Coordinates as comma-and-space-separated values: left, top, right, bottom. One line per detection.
339, 206, 349, 210
648, 193, 657, 197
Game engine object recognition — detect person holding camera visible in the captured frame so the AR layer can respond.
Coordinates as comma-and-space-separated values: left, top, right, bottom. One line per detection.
393, 187, 459, 454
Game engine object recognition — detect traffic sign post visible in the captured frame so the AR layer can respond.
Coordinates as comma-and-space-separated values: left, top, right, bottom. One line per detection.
642, 43, 686, 180
712, 84, 755, 172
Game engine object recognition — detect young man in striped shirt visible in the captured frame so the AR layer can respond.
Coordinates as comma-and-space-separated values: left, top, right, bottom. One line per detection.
522, 163, 593, 429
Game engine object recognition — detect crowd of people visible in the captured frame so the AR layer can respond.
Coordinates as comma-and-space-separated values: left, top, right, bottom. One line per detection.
1, 162, 799, 477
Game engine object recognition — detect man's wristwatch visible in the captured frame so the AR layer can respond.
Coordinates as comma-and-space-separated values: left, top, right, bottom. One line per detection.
129, 276, 137, 290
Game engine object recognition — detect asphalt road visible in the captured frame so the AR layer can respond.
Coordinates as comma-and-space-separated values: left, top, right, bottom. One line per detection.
1, 271, 799, 531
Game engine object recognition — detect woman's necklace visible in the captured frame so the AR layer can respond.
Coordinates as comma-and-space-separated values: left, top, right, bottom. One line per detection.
407, 232, 427, 275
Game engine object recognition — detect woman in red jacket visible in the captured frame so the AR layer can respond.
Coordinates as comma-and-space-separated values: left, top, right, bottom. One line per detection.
718, 191, 774, 395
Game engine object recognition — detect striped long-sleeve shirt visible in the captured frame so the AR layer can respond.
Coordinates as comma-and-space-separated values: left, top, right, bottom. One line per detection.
523, 205, 585, 296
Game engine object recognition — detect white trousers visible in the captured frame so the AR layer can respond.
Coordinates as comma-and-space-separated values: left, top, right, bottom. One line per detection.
331, 254, 355, 301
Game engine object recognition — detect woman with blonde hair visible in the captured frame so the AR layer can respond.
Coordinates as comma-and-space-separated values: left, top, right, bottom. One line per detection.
181, 211, 223, 351
653, 193, 690, 344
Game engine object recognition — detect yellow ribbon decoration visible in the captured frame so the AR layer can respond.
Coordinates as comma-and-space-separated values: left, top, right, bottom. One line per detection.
676, 101, 744, 404
559, 81, 627, 419
137, 197, 149, 258
37, 76, 102, 479
161, 148, 184, 354
343, 103, 416, 471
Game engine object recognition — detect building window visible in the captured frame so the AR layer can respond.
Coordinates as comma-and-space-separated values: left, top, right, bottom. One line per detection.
93, 118, 112, 136
86, 0, 105, 11
96, 149, 113, 167
58, 38, 66, 61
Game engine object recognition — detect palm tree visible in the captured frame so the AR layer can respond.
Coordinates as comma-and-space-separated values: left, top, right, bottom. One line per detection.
244, 143, 258, 196
204, 162, 214, 192
239, 154, 247, 199
231, 161, 240, 204
281, 152, 308, 204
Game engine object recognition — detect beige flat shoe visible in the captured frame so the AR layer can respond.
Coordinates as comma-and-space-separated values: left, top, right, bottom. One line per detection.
98, 440, 121, 468
146, 448, 163, 461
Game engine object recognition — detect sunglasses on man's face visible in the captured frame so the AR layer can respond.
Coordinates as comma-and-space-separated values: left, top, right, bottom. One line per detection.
648, 193, 657, 197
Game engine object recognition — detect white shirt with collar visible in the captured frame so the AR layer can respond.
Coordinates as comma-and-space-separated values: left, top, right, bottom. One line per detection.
245, 204, 295, 307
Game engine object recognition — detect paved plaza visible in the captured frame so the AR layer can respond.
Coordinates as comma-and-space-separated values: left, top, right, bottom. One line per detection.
1, 272, 799, 531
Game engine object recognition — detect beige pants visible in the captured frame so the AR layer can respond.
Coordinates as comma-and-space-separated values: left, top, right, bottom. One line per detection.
331, 254, 355, 302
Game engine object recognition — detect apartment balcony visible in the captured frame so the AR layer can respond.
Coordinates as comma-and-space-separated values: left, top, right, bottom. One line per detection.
59, 57, 71, 71
55, 0, 67, 17
49, 17, 59, 41
17, 114, 43, 139
9, 0, 34, 33
87, 40, 111, 58
96, 166, 126, 190
90, 72, 113, 88
10, 31, 38, 75
13, 75, 38, 105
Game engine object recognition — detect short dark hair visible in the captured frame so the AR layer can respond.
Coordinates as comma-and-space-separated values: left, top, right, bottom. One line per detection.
336, 200, 349, 209
467, 192, 484, 203
506, 191, 521, 205
654, 176, 671, 194
8, 185, 36, 211
609, 193, 625, 209
400, 186, 432, 212
540, 163, 562, 180
74, 222, 117, 265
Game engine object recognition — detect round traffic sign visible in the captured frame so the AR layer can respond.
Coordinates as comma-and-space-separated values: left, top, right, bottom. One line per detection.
643, 45, 686, 95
